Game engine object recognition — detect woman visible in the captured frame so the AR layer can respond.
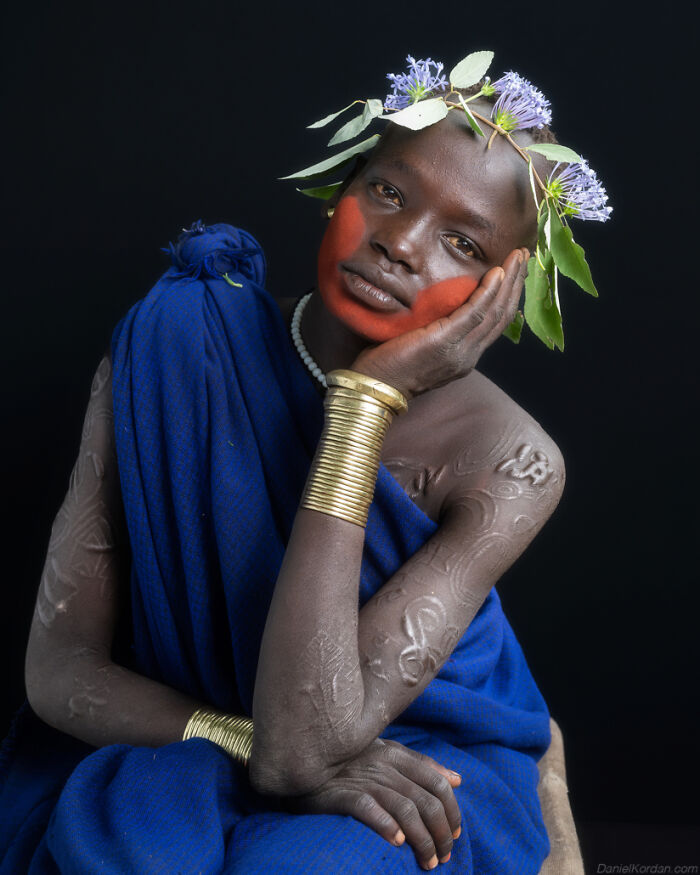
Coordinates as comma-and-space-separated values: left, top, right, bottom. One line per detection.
3, 69, 579, 873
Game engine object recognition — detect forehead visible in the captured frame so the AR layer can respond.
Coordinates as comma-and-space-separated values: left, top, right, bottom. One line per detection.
364, 110, 535, 233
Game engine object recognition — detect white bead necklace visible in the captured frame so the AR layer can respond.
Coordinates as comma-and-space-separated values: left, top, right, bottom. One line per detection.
291, 292, 327, 388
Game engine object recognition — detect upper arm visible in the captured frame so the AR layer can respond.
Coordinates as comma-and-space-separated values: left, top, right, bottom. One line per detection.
355, 418, 564, 736
25, 353, 129, 700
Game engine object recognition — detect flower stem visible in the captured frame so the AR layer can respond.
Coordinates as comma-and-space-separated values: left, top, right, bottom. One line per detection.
445, 88, 484, 104
468, 109, 548, 197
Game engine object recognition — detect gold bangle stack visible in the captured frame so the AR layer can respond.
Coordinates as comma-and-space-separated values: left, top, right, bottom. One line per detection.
301, 369, 408, 528
183, 708, 254, 766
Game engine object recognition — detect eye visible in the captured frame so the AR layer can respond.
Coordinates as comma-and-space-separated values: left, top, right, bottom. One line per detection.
370, 181, 402, 206
444, 234, 478, 259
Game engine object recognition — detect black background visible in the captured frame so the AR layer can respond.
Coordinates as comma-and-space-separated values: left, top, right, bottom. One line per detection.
2, 0, 698, 866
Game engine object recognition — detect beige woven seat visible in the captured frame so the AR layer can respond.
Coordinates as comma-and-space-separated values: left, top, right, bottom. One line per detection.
538, 718, 585, 874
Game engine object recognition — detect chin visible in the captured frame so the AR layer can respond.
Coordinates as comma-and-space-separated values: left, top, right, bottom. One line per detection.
317, 282, 412, 343
319, 272, 481, 343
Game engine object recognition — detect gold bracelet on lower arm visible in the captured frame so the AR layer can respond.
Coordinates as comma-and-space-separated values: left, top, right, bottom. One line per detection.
183, 708, 254, 766
300, 369, 408, 528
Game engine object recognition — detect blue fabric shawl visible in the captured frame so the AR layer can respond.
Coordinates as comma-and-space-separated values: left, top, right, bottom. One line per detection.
0, 221, 551, 873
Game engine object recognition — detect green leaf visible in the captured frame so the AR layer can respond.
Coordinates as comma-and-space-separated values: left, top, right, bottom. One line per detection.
379, 97, 449, 130
296, 182, 343, 200
457, 94, 484, 136
307, 101, 360, 129
280, 134, 381, 181
524, 143, 583, 164
328, 98, 383, 146
222, 273, 242, 288
543, 205, 552, 249
549, 208, 598, 296
502, 309, 524, 343
536, 203, 549, 254
449, 51, 494, 88
524, 254, 565, 351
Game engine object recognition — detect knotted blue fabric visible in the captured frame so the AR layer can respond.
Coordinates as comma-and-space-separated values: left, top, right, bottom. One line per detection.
0, 222, 551, 873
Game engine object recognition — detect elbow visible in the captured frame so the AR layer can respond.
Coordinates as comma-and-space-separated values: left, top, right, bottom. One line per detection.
25, 635, 109, 733
25, 642, 59, 727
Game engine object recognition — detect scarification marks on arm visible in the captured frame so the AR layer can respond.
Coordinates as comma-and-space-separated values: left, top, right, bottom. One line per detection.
37, 355, 123, 629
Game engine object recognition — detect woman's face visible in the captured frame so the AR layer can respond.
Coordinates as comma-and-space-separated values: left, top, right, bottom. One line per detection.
317, 108, 540, 342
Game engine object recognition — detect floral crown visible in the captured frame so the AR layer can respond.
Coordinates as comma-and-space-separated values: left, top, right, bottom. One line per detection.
282, 51, 611, 351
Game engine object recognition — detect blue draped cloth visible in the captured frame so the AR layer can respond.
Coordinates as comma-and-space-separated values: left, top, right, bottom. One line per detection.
0, 221, 551, 873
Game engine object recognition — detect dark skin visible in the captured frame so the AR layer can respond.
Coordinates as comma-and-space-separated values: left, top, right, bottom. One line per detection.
25, 106, 565, 871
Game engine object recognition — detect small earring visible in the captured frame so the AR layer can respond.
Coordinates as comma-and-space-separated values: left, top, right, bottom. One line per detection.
326, 206, 335, 219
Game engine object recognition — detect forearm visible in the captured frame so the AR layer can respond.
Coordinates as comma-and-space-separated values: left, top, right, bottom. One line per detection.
26, 638, 203, 748
251, 506, 369, 793
251, 374, 407, 794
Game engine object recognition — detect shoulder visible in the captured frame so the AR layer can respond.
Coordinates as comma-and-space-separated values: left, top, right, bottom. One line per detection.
383, 368, 565, 522
452, 369, 565, 477
443, 369, 566, 517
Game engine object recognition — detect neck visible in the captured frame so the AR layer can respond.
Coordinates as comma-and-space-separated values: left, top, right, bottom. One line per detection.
302, 290, 371, 373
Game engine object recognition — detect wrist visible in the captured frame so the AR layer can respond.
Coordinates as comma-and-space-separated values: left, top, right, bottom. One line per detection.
301, 370, 407, 528
347, 355, 417, 401
183, 708, 253, 766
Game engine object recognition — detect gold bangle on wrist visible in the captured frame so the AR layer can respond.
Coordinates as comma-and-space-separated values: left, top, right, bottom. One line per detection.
326, 369, 408, 415
300, 369, 408, 528
183, 708, 253, 766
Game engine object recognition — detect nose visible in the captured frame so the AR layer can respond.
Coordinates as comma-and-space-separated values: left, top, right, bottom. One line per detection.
370, 213, 424, 274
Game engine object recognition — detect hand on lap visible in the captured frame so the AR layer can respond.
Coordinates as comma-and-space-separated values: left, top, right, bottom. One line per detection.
287, 738, 461, 870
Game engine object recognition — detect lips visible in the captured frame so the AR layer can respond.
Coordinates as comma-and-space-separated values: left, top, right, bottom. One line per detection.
340, 263, 409, 313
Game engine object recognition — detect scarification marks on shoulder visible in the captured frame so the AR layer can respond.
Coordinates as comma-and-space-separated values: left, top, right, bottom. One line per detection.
383, 459, 447, 500
450, 489, 498, 534
453, 419, 522, 477
496, 443, 554, 486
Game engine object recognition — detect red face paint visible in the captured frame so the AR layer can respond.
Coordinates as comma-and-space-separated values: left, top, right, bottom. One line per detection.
317, 196, 479, 342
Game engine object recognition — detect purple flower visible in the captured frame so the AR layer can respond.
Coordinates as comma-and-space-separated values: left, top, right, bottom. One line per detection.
490, 71, 552, 132
385, 55, 449, 110
547, 160, 612, 222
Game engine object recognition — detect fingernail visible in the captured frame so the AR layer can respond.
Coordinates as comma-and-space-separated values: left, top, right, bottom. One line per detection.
448, 770, 461, 782
423, 855, 438, 870
439, 852, 452, 863
452, 826, 461, 839
393, 829, 405, 846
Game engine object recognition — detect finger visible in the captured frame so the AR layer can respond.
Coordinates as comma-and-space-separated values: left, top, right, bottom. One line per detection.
382, 740, 461, 787
370, 785, 442, 870
473, 248, 525, 340
380, 744, 462, 838
430, 247, 524, 346
475, 248, 529, 345
394, 772, 455, 863
402, 754, 462, 837
299, 787, 405, 848
422, 265, 505, 352
503, 247, 531, 320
